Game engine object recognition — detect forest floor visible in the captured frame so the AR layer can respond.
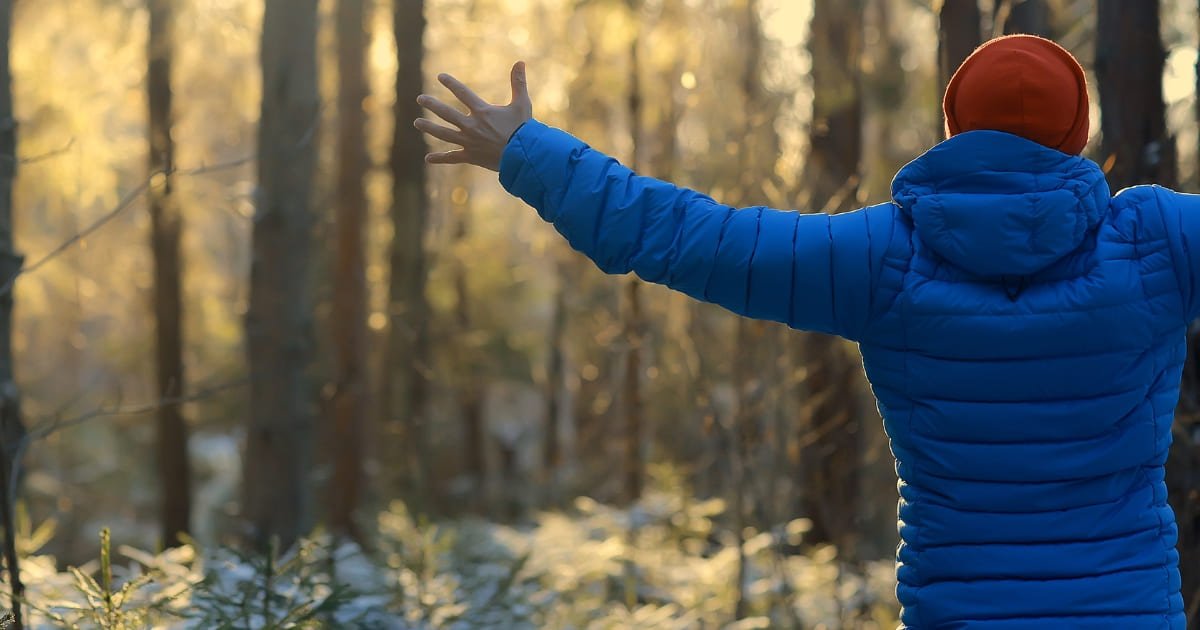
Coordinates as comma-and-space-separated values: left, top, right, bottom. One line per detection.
6, 491, 899, 629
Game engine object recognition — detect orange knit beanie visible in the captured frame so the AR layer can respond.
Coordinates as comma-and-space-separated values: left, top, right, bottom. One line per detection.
944, 35, 1089, 155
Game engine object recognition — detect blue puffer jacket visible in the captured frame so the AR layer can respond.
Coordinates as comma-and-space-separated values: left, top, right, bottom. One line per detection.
499, 120, 1190, 628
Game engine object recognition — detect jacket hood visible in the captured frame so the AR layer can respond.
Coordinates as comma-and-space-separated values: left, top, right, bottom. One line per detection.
891, 130, 1110, 279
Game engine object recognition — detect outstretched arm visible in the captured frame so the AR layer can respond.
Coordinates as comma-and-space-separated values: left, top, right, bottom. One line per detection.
415, 63, 891, 340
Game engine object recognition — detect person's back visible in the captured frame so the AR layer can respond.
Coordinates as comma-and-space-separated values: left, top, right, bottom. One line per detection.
874, 130, 1184, 627
414, 34, 1187, 629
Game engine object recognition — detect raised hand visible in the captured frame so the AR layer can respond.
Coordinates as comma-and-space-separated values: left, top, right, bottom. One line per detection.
413, 61, 534, 172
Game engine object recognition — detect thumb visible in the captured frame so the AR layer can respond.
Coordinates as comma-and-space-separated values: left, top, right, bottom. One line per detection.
510, 61, 531, 107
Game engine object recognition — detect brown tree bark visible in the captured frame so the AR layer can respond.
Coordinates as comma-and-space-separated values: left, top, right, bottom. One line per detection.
451, 0, 485, 515
0, 3, 23, 626
451, 187, 485, 509
327, 0, 369, 541
1096, 1, 1175, 189
381, 0, 432, 509
1000, 0, 1052, 37
148, 0, 190, 550
542, 266, 565, 484
938, 0, 983, 100
621, 0, 646, 505
562, 13, 613, 503
799, 0, 866, 558
731, 0, 771, 618
242, 0, 319, 550
1098, 1, 1195, 620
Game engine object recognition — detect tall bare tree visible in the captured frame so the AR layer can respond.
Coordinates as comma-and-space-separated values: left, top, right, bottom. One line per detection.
539, 85, 570, 497
799, 0, 866, 557
242, 0, 319, 550
147, 0, 190, 549
0, 3, 23, 625
327, 0, 369, 540
560, 8, 611, 500
1096, 1, 1175, 188
730, 0, 780, 618
938, 0, 983, 98
382, 0, 432, 508
1000, 0, 1052, 37
453, 3, 487, 513
450, 181, 485, 509
542, 266, 566, 487
621, 0, 646, 505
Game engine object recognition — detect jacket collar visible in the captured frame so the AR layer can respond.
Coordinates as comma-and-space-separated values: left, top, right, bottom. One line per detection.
891, 130, 1110, 279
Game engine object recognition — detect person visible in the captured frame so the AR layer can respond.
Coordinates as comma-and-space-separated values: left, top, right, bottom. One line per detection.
414, 35, 1187, 628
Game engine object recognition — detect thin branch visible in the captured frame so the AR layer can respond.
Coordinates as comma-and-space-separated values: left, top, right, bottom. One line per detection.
0, 152, 255, 297
28, 378, 249, 443
0, 104, 324, 298
12, 138, 75, 166
8, 378, 250, 507
176, 153, 256, 177
9, 177, 154, 291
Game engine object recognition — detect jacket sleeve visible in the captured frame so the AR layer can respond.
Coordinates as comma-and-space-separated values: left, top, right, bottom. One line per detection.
1158, 186, 1200, 322
499, 119, 892, 341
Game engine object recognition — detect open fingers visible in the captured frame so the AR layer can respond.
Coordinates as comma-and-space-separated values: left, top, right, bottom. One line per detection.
425, 150, 471, 165
413, 118, 467, 145
438, 73, 489, 111
417, 95, 470, 129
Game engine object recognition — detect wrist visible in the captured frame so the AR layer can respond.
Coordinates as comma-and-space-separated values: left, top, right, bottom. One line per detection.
507, 119, 530, 144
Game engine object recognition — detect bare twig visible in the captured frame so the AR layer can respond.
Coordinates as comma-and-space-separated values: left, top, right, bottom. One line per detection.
7, 378, 249, 511
0, 104, 322, 299
28, 378, 249, 443
176, 154, 256, 177
11, 138, 75, 166
0, 152, 255, 297
4, 177, 153, 295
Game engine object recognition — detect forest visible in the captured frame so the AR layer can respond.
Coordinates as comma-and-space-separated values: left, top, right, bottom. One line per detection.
0, 0, 1193, 628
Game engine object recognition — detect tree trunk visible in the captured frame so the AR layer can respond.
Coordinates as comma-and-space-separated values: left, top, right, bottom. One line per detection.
148, 0, 190, 550
732, 0, 769, 618
542, 267, 565, 486
242, 0, 319, 551
621, 277, 643, 504
0, 3, 23, 625
1000, 0, 1052, 37
800, 0, 865, 558
622, 0, 645, 504
382, 0, 432, 510
451, 188, 485, 509
327, 0, 369, 541
1099, 1, 1195, 620
938, 0, 983, 101
1096, 1, 1175, 189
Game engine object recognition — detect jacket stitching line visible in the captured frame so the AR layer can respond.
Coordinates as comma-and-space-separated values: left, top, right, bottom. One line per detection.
826, 214, 838, 334
585, 155, 615, 257
898, 225, 922, 629
515, 134, 557, 217
661, 193, 690, 288
788, 211, 800, 327
1150, 187, 1192, 323
627, 182, 650, 274
870, 204, 908, 330
539, 135, 569, 213
701, 206, 736, 303
743, 208, 764, 316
